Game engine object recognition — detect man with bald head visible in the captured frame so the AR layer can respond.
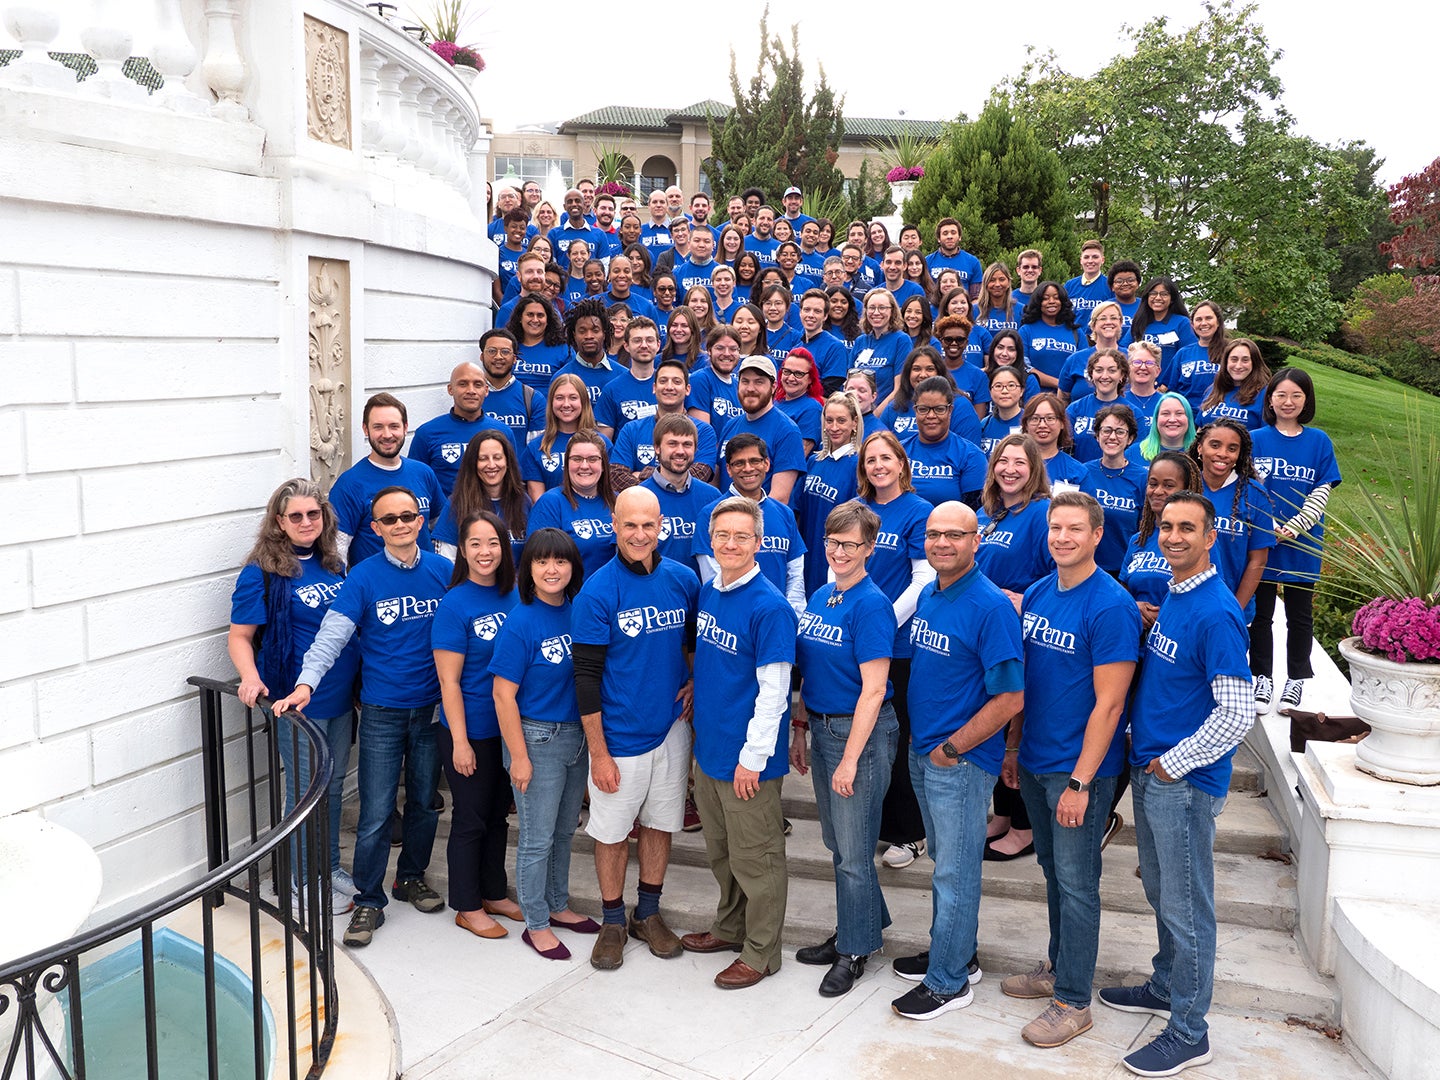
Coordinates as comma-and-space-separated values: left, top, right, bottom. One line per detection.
408, 345, 518, 494
571, 485, 702, 970
890, 501, 1025, 1022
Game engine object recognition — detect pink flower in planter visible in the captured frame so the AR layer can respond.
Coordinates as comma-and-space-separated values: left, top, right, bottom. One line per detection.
1352, 597, 1440, 663
885, 166, 924, 183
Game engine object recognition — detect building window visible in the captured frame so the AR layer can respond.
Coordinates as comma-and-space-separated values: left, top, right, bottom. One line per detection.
494, 156, 575, 190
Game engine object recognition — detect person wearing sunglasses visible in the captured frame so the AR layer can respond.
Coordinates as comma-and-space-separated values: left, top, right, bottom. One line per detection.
274, 485, 455, 948
229, 478, 361, 919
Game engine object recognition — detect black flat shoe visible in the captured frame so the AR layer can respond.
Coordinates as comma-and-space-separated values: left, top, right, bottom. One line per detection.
796, 932, 838, 966
983, 839, 1035, 862
819, 954, 867, 997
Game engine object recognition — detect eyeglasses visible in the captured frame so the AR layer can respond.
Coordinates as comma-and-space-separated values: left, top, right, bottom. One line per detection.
568, 455, 603, 465
1130, 358, 1158, 368
915, 404, 952, 416
482, 347, 514, 358
924, 529, 977, 541
1111, 276, 1138, 286
375, 511, 420, 526
940, 336, 966, 346
1097, 426, 1131, 438
712, 531, 755, 545
823, 538, 866, 554
1028, 415, 1059, 426
284, 509, 323, 524
781, 368, 809, 379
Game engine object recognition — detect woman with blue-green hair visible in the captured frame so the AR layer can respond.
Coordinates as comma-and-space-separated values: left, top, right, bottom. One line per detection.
1135, 391, 1197, 462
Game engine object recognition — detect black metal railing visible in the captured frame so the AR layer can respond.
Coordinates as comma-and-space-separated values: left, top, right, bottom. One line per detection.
0, 676, 339, 1080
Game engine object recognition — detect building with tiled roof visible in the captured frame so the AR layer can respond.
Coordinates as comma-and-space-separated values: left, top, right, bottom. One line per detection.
486, 101, 945, 200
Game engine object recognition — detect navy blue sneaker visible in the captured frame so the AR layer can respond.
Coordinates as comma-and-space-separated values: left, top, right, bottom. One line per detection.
1099, 982, 1172, 1019
1123, 1030, 1212, 1077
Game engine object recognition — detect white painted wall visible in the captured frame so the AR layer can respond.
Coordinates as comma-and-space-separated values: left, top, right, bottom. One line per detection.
0, 0, 494, 927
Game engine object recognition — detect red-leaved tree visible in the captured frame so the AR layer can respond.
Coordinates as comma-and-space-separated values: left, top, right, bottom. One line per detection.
1380, 156, 1440, 270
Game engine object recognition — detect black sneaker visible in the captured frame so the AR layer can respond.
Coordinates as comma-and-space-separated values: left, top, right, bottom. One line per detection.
891, 981, 973, 1020
343, 905, 384, 946
391, 878, 444, 913
796, 932, 838, 966
892, 950, 928, 982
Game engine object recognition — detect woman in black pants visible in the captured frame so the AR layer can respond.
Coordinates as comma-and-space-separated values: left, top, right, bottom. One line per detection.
432, 511, 523, 938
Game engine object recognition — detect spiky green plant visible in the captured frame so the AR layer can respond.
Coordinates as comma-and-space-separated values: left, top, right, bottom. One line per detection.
417, 0, 482, 44
871, 123, 938, 172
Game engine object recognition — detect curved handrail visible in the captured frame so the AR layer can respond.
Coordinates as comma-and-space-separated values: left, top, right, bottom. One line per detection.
0, 680, 333, 979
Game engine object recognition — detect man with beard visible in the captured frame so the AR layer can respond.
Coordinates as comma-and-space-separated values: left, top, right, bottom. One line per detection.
640, 411, 722, 572
555, 298, 621, 403
715, 356, 806, 505
329, 393, 447, 566
745, 205, 780, 268
471, 328, 546, 444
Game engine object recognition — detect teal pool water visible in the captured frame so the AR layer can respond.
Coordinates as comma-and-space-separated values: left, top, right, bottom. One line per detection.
60, 927, 275, 1080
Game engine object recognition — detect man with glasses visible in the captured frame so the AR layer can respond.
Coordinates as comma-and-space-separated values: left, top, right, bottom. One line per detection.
408, 353, 519, 494
521, 180, 542, 214
1107, 261, 1145, 339
275, 485, 454, 947
890, 500, 1023, 1022
840, 243, 881, 293
572, 486, 701, 971
472, 327, 547, 444
682, 495, 799, 989
1002, 492, 1140, 1048
1014, 250, 1044, 308
328, 393, 448, 567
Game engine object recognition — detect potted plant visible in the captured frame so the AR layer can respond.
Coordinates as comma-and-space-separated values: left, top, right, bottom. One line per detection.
420, 0, 485, 86
1323, 404, 1440, 785
873, 123, 936, 213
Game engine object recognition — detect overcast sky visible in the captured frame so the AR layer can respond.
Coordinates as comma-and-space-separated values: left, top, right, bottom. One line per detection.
439, 0, 1435, 186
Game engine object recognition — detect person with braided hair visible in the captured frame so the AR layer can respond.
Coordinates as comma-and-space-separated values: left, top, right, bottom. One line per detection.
1187, 419, 1274, 626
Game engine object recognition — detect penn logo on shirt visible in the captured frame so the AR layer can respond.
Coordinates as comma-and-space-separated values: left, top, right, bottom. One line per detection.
618, 605, 687, 638
713, 400, 744, 420
1126, 550, 1170, 576
911, 461, 956, 480
1091, 487, 1138, 511
760, 534, 790, 555
1022, 612, 1077, 654
1253, 456, 1315, 486
1030, 336, 1076, 354
374, 595, 440, 626
1072, 416, 1094, 437
1146, 625, 1180, 662
661, 516, 693, 540
542, 452, 563, 473
804, 474, 840, 501
981, 529, 1016, 550
696, 610, 739, 654
294, 581, 341, 609
1213, 513, 1248, 539
621, 400, 656, 420
541, 634, 573, 664
875, 530, 901, 552
636, 444, 657, 466
441, 443, 464, 464
892, 417, 918, 435
909, 617, 952, 656
471, 613, 505, 640
571, 518, 614, 541
798, 610, 843, 644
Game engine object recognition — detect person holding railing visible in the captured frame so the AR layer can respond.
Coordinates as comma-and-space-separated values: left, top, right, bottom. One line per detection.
229, 478, 360, 915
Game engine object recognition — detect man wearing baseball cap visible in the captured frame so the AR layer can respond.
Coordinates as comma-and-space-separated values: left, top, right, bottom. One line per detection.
715, 355, 807, 506
780, 186, 814, 231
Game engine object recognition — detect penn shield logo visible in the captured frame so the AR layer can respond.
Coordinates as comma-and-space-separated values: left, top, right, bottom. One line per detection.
472, 613, 504, 641
618, 609, 646, 637
574, 518, 595, 540
621, 400, 655, 420
542, 452, 562, 473
1023, 612, 1077, 654
541, 634, 572, 664
295, 585, 324, 609
637, 444, 657, 466
441, 443, 464, 464
1252, 456, 1274, 482
376, 598, 401, 626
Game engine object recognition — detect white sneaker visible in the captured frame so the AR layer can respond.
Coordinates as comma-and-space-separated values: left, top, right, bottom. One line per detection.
883, 840, 926, 869
331, 868, 357, 914
1253, 675, 1273, 714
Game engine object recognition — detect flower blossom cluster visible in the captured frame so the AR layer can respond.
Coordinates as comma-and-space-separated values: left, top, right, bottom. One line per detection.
429, 40, 484, 69
1352, 597, 1440, 663
886, 166, 924, 182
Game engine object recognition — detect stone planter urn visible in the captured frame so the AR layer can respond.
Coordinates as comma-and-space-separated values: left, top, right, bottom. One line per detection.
1340, 636, 1440, 785
452, 63, 480, 92
888, 180, 916, 211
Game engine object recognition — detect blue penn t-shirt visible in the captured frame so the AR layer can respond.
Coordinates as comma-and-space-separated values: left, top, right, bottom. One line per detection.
553, 358, 622, 404
900, 433, 987, 507
570, 557, 700, 756
976, 499, 1055, 593
1120, 528, 1173, 607
520, 430, 614, 491
1019, 570, 1141, 777
1063, 275, 1115, 332
488, 598, 579, 724
1251, 426, 1341, 584
1082, 460, 1150, 574
409, 412, 518, 497
481, 379, 547, 445
230, 559, 360, 719
793, 450, 860, 597
926, 249, 984, 289
864, 492, 932, 657
775, 394, 822, 447
1018, 322, 1082, 381
716, 408, 807, 493
796, 576, 894, 713
1137, 313, 1197, 371
514, 342, 572, 392
594, 370, 658, 436
614, 415, 719, 476
431, 581, 520, 739
693, 492, 804, 597
692, 571, 798, 782
328, 457, 448, 567
1203, 476, 1275, 624
641, 475, 721, 571
1129, 572, 1251, 796
687, 368, 743, 426
850, 331, 911, 399
1162, 343, 1220, 411
527, 488, 616, 581
326, 549, 453, 708
906, 565, 1024, 768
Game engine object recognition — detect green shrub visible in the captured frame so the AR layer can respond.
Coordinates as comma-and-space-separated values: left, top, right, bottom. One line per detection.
1285, 344, 1387, 380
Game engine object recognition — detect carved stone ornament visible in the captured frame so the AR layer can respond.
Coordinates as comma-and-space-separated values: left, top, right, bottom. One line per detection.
308, 259, 351, 489
1340, 637, 1440, 786
305, 16, 351, 148
524, 139, 544, 155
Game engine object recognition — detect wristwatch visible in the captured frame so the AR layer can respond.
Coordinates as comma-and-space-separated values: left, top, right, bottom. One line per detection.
941, 741, 961, 761
1067, 776, 1090, 792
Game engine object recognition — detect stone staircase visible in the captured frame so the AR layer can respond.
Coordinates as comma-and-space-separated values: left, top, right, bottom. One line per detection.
405, 742, 1337, 1024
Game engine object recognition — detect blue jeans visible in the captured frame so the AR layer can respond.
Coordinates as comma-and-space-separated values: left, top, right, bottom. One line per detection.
276, 710, 352, 875
503, 720, 588, 932
809, 703, 898, 956
909, 749, 992, 995
352, 703, 441, 909
1019, 768, 1119, 1008
1131, 766, 1226, 1043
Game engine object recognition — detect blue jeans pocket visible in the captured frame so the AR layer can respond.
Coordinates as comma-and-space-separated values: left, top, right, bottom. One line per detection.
522, 720, 557, 746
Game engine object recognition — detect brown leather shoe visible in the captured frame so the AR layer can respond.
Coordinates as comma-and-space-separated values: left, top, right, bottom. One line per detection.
681, 930, 743, 954
714, 958, 771, 989
590, 923, 627, 970
628, 913, 683, 959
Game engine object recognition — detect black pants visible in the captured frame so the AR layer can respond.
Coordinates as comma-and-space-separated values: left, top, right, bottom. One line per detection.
438, 727, 511, 911
992, 776, 1031, 830
879, 658, 925, 846
1250, 582, 1315, 680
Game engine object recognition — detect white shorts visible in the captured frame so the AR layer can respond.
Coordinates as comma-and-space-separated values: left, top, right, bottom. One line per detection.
585, 720, 693, 844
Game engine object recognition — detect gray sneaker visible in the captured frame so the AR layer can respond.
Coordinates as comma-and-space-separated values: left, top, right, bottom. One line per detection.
343, 905, 384, 947
1001, 960, 1055, 1000
391, 878, 444, 913
1022, 1000, 1093, 1048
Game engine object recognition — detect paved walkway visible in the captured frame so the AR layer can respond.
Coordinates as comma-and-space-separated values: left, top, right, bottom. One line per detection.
340, 897, 1372, 1080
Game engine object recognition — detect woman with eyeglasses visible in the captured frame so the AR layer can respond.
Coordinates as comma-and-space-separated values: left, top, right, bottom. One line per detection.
228, 478, 360, 914
881, 346, 981, 445
1130, 276, 1196, 372
1080, 404, 1150, 575
526, 431, 617, 580
898, 375, 987, 508
1122, 340, 1165, 442
774, 345, 825, 455
789, 501, 899, 997
795, 391, 864, 597
1021, 393, 1088, 489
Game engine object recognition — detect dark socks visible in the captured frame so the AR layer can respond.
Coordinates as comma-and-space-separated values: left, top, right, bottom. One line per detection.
602, 897, 626, 926
634, 880, 663, 921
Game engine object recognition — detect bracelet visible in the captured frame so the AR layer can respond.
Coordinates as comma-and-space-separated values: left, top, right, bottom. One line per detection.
791, 720, 809, 730
1005, 745, 1020, 753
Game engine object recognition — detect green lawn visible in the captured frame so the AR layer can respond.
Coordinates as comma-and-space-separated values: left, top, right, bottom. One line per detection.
1285, 360, 1440, 521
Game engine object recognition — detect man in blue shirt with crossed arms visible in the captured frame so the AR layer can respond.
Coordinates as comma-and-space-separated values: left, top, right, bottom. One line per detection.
571, 486, 700, 971
1001, 491, 1140, 1048
275, 486, 454, 947
1099, 491, 1252, 1078
890, 500, 1024, 1021
681, 496, 798, 988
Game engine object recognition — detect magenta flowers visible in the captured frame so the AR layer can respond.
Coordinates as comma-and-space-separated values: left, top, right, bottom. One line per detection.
1352, 597, 1440, 663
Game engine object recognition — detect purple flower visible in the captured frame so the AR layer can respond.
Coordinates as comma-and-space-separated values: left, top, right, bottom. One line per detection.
885, 166, 924, 183
1353, 597, 1440, 663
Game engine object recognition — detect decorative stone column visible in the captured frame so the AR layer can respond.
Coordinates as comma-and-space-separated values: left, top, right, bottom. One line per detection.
308, 259, 351, 490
